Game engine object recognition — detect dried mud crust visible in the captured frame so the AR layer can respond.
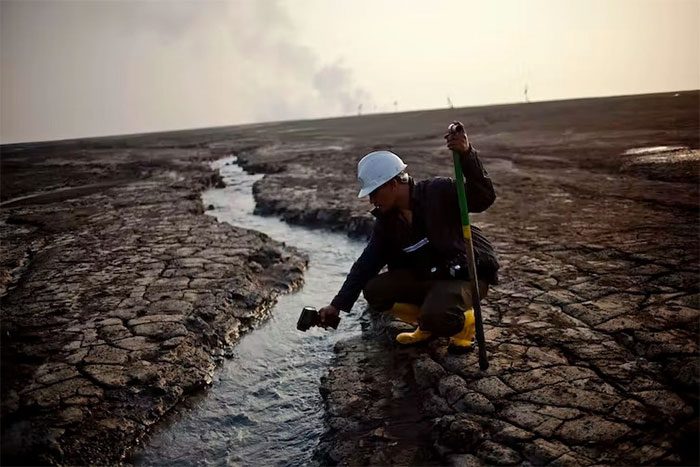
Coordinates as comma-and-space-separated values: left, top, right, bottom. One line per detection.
0, 92, 697, 465
0, 136, 307, 465
235, 92, 699, 465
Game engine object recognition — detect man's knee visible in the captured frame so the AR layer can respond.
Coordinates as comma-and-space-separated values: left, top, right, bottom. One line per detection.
419, 307, 464, 337
418, 280, 472, 337
362, 275, 385, 310
363, 269, 429, 311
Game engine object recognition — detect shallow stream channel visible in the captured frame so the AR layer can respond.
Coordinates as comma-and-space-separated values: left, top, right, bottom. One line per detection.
133, 157, 366, 466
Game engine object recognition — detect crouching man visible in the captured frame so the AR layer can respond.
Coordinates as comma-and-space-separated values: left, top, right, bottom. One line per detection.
318, 124, 499, 353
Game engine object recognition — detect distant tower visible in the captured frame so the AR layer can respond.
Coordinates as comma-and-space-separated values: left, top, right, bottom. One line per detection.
524, 84, 530, 103
358, 103, 363, 116
393, 101, 398, 112
447, 96, 454, 109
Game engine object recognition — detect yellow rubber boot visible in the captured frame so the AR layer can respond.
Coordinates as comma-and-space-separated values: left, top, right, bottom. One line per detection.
389, 303, 432, 344
448, 308, 476, 350
388, 302, 421, 326
396, 327, 432, 345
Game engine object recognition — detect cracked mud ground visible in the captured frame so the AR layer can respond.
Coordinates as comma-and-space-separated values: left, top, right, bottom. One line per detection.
0, 136, 307, 464
1, 91, 698, 465
235, 92, 700, 465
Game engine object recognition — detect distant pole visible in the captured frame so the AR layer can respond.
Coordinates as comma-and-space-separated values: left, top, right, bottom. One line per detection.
524, 84, 530, 103
358, 103, 363, 116
393, 101, 398, 112
447, 96, 454, 109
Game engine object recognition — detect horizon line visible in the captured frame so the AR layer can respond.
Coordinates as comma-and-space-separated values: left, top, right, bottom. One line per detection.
2, 88, 698, 147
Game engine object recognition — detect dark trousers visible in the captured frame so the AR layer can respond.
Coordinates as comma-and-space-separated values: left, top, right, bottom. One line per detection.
362, 269, 489, 337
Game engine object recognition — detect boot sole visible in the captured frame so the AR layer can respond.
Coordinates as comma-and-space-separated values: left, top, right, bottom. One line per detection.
395, 338, 433, 346
394, 335, 434, 346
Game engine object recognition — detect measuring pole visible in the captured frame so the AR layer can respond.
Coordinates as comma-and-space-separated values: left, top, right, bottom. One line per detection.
449, 122, 489, 371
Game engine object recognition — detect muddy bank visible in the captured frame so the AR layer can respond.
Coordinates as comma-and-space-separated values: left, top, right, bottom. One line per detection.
0, 135, 307, 464
1, 91, 697, 465
234, 91, 700, 464
315, 311, 445, 466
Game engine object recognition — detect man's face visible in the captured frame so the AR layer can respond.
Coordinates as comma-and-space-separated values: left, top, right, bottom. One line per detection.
368, 180, 397, 213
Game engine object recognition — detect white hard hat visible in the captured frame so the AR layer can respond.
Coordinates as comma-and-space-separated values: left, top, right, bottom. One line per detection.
356, 150, 407, 198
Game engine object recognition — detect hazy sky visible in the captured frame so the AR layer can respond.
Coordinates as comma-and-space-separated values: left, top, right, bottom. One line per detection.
1, 0, 698, 144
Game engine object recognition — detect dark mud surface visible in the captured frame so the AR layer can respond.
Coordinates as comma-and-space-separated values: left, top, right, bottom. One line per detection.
0, 135, 308, 465
1, 91, 698, 465
234, 91, 700, 465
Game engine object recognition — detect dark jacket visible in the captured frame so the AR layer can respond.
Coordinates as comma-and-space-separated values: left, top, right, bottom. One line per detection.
331, 146, 499, 312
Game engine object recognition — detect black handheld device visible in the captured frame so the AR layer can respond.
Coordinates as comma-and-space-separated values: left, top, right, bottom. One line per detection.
297, 306, 340, 331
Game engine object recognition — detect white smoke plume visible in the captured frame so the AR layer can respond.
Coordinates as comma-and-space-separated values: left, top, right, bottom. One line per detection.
0, 0, 373, 143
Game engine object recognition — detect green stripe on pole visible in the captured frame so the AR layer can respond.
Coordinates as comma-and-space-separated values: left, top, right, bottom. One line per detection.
451, 147, 489, 371
452, 152, 471, 228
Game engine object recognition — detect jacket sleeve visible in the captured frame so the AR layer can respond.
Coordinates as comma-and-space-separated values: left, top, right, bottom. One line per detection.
459, 145, 496, 213
330, 224, 387, 312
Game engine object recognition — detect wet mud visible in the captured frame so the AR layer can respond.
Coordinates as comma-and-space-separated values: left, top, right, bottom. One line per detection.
1, 91, 698, 465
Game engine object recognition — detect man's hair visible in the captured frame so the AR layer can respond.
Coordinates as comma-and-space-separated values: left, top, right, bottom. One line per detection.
393, 171, 409, 184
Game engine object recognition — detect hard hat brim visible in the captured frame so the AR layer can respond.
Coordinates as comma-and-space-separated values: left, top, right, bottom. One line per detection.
357, 186, 374, 198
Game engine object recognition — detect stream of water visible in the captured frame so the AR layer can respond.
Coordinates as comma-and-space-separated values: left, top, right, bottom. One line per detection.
133, 157, 366, 466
